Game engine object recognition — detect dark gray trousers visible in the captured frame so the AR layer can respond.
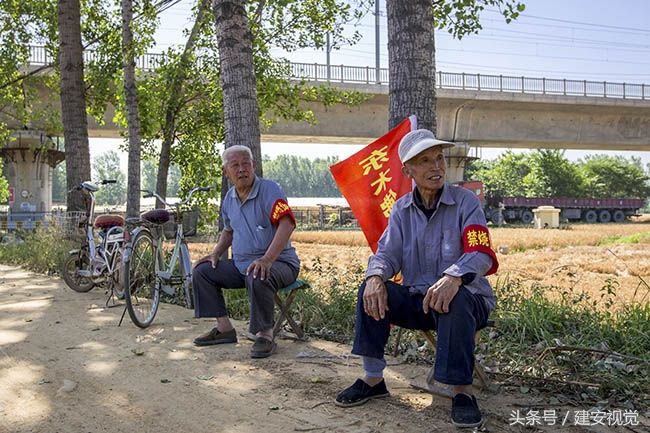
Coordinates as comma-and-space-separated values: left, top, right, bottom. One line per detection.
193, 259, 299, 334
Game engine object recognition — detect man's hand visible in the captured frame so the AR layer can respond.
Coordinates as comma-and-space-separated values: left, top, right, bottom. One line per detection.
363, 276, 389, 321
423, 275, 462, 314
246, 256, 273, 280
194, 250, 219, 269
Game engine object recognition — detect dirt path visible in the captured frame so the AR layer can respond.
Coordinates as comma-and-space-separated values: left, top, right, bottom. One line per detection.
0, 264, 645, 433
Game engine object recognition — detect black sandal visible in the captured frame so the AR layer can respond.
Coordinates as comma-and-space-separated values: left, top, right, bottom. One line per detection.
451, 393, 484, 428
335, 379, 389, 407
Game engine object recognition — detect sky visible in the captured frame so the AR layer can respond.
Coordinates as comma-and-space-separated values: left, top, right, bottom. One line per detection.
91, 0, 650, 167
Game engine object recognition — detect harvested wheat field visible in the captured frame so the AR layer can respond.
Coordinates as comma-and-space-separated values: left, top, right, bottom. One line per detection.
189, 220, 650, 305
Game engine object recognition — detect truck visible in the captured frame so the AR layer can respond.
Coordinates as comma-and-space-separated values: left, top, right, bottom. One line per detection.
456, 180, 645, 225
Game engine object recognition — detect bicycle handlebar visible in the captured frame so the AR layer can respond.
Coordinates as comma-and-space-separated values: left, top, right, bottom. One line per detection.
67, 180, 116, 194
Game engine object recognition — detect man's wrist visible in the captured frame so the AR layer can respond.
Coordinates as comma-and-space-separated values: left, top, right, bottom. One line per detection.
366, 275, 383, 283
444, 273, 476, 285
445, 274, 462, 284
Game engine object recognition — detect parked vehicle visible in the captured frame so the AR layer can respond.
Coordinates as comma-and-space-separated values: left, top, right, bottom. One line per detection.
121, 186, 210, 328
61, 180, 125, 302
455, 180, 645, 224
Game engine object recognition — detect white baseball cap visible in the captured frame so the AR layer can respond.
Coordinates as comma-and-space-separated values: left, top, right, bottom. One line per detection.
398, 129, 455, 164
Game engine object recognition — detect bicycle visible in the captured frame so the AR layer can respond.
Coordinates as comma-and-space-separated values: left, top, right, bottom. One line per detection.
121, 186, 211, 328
61, 180, 126, 304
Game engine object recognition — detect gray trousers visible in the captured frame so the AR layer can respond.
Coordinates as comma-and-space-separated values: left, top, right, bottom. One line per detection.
193, 259, 299, 334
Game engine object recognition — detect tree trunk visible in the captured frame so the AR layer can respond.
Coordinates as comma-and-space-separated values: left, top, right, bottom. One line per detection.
212, 0, 262, 175
386, 0, 436, 132
156, 0, 210, 208
122, 0, 141, 218
58, 0, 91, 212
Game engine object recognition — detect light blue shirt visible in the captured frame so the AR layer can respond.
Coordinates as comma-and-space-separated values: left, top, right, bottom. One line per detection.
366, 183, 496, 310
222, 176, 300, 274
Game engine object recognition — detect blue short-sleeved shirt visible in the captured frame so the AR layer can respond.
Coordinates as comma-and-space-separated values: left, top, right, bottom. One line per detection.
366, 182, 497, 310
221, 176, 300, 274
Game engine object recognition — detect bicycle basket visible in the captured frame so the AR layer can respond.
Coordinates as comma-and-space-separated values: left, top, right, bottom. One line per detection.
50, 211, 86, 241
162, 209, 200, 240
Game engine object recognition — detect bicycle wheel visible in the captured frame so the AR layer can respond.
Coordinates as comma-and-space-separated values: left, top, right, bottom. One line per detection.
111, 248, 125, 300
179, 242, 194, 309
124, 230, 160, 328
62, 250, 94, 292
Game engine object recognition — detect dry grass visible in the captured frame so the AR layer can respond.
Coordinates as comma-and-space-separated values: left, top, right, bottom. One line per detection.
187, 221, 650, 304
292, 223, 650, 251
292, 230, 368, 246
492, 223, 650, 252
495, 244, 650, 304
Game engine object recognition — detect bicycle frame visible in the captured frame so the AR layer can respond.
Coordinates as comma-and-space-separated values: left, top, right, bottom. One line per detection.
121, 186, 210, 327
151, 218, 192, 297
125, 186, 207, 300
73, 182, 123, 281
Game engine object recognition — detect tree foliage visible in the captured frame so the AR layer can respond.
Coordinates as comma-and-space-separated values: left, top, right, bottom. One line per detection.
523, 149, 585, 198
0, 161, 8, 203
466, 150, 529, 197
579, 155, 650, 199
432, 0, 525, 39
92, 150, 126, 205
142, 157, 180, 196
126, 0, 369, 217
466, 150, 650, 200
52, 162, 67, 203
0, 0, 58, 143
263, 154, 340, 197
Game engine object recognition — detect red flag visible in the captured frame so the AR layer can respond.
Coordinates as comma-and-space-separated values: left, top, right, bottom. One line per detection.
329, 116, 416, 252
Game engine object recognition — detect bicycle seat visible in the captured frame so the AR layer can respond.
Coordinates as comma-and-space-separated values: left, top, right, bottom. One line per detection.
141, 209, 171, 225
80, 181, 99, 192
95, 214, 125, 229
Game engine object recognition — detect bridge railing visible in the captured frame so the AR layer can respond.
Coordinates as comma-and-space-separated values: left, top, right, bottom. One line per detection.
28, 45, 648, 101
28, 45, 166, 71
439, 72, 648, 99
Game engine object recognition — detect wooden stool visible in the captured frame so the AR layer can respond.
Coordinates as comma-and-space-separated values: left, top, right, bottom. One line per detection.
401, 320, 495, 398
272, 279, 310, 341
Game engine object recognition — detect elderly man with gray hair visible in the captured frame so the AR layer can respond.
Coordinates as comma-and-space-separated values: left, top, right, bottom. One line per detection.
335, 129, 498, 428
192, 145, 300, 359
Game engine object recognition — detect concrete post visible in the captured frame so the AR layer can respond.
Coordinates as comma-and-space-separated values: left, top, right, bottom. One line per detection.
0, 130, 64, 214
445, 141, 471, 184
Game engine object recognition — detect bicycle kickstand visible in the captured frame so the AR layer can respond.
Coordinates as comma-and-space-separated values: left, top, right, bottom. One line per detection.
105, 290, 120, 309
118, 305, 128, 327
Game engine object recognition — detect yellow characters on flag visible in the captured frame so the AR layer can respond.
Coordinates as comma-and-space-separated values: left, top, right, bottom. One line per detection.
357, 145, 398, 219
329, 116, 416, 253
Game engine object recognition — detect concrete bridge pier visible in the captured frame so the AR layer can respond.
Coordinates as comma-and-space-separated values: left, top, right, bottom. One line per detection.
0, 131, 65, 214
445, 142, 473, 184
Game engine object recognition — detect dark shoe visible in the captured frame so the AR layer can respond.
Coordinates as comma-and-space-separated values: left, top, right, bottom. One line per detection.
193, 328, 237, 346
335, 379, 389, 407
451, 393, 483, 428
250, 337, 277, 358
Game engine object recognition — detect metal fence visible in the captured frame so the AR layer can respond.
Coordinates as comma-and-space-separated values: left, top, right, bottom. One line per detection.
28, 45, 166, 71
0, 211, 54, 231
27, 45, 649, 101
437, 72, 648, 99
292, 205, 358, 230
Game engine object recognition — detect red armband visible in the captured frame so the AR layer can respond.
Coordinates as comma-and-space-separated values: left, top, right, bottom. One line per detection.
462, 224, 498, 275
270, 198, 296, 225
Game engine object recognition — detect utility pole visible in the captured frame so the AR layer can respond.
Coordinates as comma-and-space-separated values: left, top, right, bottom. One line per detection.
326, 31, 331, 82
375, 0, 380, 83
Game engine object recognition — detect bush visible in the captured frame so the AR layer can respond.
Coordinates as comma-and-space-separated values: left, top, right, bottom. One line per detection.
0, 230, 75, 275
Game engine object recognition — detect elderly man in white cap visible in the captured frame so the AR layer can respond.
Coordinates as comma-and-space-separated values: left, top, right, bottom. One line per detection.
334, 129, 498, 428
